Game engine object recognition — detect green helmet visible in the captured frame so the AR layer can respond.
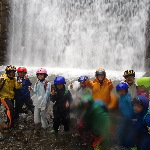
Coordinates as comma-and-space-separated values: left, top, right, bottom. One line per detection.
137, 77, 150, 88
79, 94, 94, 108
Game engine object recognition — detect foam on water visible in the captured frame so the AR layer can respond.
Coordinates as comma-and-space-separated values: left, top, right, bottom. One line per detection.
0, 66, 145, 81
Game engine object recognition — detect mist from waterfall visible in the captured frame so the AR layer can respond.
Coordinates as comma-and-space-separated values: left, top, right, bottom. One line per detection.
8, 0, 149, 71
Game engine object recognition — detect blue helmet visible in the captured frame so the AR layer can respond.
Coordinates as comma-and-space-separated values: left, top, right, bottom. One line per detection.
116, 82, 128, 91
54, 76, 66, 84
78, 76, 87, 82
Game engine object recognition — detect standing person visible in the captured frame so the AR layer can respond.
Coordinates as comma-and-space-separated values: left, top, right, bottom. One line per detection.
137, 77, 150, 97
0, 65, 22, 130
137, 77, 150, 108
68, 76, 91, 106
123, 70, 138, 98
116, 82, 136, 149
132, 95, 150, 150
31, 68, 51, 129
51, 76, 73, 133
85, 68, 117, 109
14, 67, 34, 119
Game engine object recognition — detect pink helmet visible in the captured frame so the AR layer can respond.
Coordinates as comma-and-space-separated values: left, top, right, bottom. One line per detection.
36, 68, 48, 76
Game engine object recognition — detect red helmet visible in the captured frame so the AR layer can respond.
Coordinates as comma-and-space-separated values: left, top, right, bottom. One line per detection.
17, 67, 27, 73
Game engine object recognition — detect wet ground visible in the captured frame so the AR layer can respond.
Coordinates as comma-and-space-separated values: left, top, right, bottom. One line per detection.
0, 73, 124, 150
0, 102, 125, 150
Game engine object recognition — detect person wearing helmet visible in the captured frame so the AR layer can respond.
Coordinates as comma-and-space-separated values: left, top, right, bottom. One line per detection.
14, 67, 34, 119
85, 68, 117, 109
116, 82, 136, 149
123, 70, 138, 98
50, 76, 73, 133
136, 77, 150, 108
31, 68, 51, 129
132, 95, 150, 150
0, 65, 22, 130
68, 76, 91, 105
77, 94, 110, 150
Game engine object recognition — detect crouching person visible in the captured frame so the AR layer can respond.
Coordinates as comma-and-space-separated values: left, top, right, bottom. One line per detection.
77, 94, 110, 150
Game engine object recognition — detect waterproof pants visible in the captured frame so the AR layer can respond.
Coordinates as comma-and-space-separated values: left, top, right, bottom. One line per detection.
34, 106, 49, 129
53, 106, 70, 132
15, 98, 34, 117
1, 98, 14, 127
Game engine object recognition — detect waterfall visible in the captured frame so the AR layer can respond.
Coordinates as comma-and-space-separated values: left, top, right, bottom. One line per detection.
8, 0, 149, 71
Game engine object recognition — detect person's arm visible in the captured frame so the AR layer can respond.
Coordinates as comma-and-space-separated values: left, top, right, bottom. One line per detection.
25, 79, 32, 86
145, 115, 150, 134
67, 90, 73, 105
32, 82, 38, 94
108, 79, 114, 92
84, 78, 93, 89
147, 126, 150, 134
14, 78, 22, 89
50, 88, 57, 103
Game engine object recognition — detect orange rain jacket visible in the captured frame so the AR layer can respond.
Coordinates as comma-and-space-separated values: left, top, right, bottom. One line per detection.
85, 77, 117, 109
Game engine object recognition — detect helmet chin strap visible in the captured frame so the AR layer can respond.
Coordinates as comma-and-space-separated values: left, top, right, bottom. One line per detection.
99, 79, 103, 85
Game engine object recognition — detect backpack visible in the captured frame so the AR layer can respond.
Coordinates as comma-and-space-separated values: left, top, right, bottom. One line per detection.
143, 109, 150, 125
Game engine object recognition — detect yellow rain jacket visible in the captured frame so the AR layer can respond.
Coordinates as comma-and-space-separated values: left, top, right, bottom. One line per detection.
85, 77, 117, 109
0, 74, 22, 100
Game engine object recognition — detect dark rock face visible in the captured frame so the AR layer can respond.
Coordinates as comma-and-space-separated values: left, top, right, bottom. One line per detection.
142, 72, 150, 77
145, 5, 150, 71
0, 0, 10, 65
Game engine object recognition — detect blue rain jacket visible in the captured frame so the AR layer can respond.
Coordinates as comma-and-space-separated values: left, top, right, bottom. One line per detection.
134, 95, 150, 150
15, 76, 32, 100
117, 92, 136, 148
33, 80, 51, 107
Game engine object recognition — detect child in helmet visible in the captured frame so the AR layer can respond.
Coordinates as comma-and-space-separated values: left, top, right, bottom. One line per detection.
51, 76, 73, 133
137, 77, 150, 108
77, 94, 110, 150
116, 82, 136, 148
0, 65, 22, 129
132, 95, 150, 150
31, 68, 51, 129
68, 76, 91, 106
85, 68, 117, 109
123, 70, 138, 98
14, 67, 34, 119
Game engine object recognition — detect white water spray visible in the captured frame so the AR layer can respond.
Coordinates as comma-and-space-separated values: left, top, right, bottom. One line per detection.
8, 0, 149, 71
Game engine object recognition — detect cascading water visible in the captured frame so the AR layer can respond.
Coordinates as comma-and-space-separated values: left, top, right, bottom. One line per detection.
8, 0, 149, 71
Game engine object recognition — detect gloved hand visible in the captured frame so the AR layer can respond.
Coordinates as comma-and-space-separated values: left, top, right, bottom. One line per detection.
41, 105, 46, 111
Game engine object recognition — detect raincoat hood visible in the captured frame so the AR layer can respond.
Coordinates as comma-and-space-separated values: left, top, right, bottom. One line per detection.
134, 95, 149, 115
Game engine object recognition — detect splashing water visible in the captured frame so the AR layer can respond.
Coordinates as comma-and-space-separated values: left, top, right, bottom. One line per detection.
8, 0, 149, 71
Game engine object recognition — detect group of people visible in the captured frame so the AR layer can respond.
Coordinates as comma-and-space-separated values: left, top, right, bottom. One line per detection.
0, 65, 150, 150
